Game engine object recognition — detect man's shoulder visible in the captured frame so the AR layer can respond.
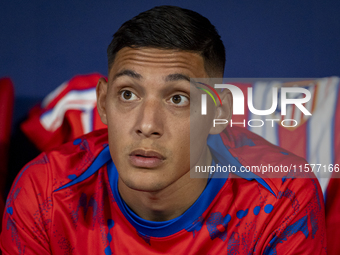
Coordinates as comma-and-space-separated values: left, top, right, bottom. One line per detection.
221, 126, 319, 196
45, 128, 109, 188
12, 128, 109, 192
228, 172, 321, 203
46, 128, 109, 163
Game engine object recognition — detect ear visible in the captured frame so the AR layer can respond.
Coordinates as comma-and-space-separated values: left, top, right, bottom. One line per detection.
209, 89, 233, 134
96, 77, 108, 125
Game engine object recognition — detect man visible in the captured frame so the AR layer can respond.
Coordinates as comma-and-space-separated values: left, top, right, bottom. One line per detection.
1, 6, 326, 254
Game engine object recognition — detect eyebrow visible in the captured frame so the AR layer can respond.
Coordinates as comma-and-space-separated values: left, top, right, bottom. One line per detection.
112, 70, 142, 81
112, 69, 191, 83
164, 73, 190, 83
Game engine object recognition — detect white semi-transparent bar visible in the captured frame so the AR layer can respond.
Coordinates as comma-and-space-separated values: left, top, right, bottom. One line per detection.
201, 94, 207, 115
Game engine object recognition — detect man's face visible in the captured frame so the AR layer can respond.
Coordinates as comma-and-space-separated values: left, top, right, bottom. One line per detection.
97, 47, 216, 192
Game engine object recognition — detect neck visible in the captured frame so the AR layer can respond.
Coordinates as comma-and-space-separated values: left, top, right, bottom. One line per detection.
118, 147, 212, 222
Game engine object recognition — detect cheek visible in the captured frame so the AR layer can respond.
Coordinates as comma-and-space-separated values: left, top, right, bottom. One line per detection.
163, 118, 191, 162
189, 110, 214, 167
105, 109, 134, 159
106, 99, 135, 134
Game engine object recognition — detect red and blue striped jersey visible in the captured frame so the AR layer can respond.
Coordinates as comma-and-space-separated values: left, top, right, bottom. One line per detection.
21, 73, 107, 152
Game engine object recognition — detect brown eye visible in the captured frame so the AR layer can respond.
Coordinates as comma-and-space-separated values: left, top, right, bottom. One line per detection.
123, 91, 132, 100
170, 95, 189, 106
172, 95, 182, 104
120, 90, 138, 101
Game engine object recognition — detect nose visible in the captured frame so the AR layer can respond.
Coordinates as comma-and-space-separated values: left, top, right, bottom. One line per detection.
135, 98, 164, 138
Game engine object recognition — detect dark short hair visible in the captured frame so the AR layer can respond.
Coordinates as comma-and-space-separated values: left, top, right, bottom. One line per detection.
107, 5, 225, 76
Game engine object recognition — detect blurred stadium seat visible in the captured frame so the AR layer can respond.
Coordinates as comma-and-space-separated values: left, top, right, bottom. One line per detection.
0, 78, 14, 239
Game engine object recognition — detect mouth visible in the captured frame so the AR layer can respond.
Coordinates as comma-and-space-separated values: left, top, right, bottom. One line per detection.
129, 149, 165, 168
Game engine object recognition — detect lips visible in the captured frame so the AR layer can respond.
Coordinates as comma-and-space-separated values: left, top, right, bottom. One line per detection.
129, 149, 165, 168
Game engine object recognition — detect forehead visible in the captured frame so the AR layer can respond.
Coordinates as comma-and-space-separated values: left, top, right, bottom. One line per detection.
108, 47, 208, 80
